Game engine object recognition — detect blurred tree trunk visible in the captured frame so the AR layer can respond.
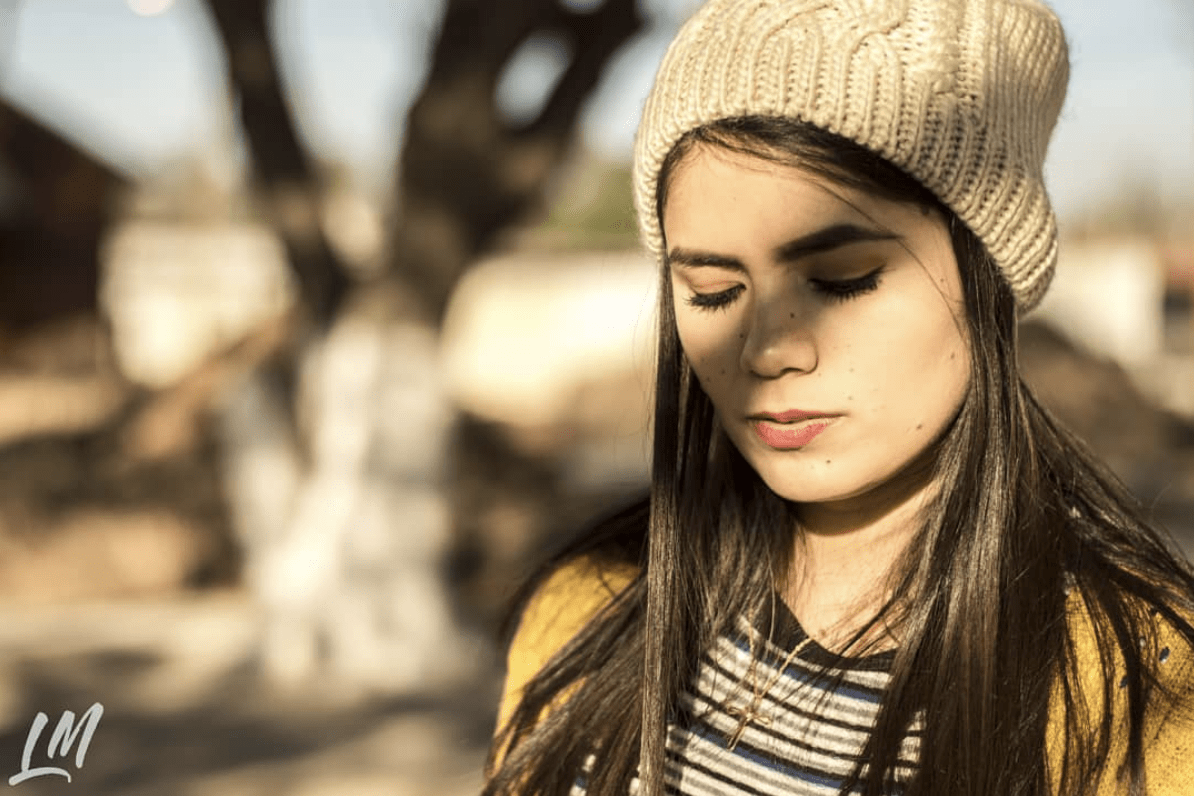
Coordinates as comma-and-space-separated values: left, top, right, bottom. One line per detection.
204, 0, 642, 693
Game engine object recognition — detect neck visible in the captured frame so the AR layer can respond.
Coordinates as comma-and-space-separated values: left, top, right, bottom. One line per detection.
783, 455, 938, 653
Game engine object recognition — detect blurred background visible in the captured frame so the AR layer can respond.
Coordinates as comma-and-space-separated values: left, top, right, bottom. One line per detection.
0, 0, 1190, 793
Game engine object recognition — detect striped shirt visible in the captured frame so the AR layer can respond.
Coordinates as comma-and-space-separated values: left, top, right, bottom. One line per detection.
576, 599, 920, 795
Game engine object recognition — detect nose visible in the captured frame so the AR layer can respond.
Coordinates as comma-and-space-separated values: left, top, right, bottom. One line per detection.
739, 294, 818, 378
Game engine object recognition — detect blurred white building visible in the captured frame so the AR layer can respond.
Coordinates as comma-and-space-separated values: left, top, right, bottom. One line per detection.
1035, 238, 1164, 367
441, 248, 657, 489
101, 220, 295, 387
1034, 236, 1193, 418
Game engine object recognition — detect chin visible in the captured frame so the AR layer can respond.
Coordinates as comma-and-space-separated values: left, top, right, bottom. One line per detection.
746, 459, 860, 504
740, 434, 944, 515
758, 473, 873, 505
737, 439, 904, 506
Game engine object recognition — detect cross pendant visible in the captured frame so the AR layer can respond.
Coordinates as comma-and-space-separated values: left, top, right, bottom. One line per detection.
725, 698, 771, 750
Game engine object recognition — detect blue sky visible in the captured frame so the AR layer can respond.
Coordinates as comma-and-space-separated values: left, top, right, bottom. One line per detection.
1, 0, 1190, 223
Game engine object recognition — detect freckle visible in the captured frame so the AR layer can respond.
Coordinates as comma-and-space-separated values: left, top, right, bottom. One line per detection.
847, 395, 853, 401
916, 423, 923, 430
849, 368, 854, 373
719, 369, 726, 375
825, 459, 832, 465
738, 333, 745, 340
950, 352, 956, 360
789, 313, 795, 319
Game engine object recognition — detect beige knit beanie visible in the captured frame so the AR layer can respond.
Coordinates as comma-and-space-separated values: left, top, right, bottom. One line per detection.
633, 0, 1070, 311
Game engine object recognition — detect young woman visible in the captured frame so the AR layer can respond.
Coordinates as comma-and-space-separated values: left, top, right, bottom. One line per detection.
483, 0, 1194, 794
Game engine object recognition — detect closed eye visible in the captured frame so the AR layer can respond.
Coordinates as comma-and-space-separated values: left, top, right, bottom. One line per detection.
809, 267, 884, 303
686, 284, 745, 311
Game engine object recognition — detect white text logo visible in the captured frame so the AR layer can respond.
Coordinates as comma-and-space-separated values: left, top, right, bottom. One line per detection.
8, 703, 104, 786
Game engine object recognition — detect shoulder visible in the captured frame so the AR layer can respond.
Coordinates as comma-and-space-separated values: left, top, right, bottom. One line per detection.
507, 556, 638, 680
1137, 613, 1194, 791
1050, 591, 1194, 794
1062, 590, 1194, 702
496, 556, 639, 733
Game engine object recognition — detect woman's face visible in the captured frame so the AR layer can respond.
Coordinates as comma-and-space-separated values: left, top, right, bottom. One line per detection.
662, 145, 970, 511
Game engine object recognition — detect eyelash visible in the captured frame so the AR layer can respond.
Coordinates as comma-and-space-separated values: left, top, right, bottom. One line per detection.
685, 268, 885, 312
810, 268, 884, 303
686, 284, 744, 311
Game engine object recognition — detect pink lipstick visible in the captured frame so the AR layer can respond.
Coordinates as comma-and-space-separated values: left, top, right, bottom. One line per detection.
753, 419, 832, 449
763, 409, 826, 424
749, 410, 837, 449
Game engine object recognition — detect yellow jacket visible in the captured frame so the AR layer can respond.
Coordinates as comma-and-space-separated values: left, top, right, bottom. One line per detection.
496, 558, 1194, 794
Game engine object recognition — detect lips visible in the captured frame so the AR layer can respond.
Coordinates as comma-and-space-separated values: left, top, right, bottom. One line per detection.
749, 410, 838, 449
755, 409, 830, 424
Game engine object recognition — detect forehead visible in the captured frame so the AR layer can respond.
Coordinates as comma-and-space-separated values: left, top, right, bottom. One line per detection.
662, 146, 903, 247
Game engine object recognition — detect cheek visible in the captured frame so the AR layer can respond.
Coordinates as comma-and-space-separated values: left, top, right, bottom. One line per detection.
844, 303, 969, 421
903, 325, 970, 428
685, 345, 732, 399
674, 311, 742, 388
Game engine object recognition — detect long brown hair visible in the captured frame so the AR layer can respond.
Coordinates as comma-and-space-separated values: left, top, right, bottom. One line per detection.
483, 117, 1194, 796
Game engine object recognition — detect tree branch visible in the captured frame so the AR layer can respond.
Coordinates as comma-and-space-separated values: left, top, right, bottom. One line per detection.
389, 0, 642, 324
204, 0, 351, 326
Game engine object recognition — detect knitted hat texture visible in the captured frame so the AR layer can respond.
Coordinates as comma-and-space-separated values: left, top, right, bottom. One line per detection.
633, 0, 1070, 310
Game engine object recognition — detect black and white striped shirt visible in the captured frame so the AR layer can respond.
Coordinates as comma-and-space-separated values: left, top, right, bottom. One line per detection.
578, 600, 920, 795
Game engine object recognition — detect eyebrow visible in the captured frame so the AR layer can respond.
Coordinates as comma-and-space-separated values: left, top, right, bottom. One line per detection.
668, 223, 900, 271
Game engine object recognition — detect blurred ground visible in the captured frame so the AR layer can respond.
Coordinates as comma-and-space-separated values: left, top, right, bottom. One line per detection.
0, 591, 498, 796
